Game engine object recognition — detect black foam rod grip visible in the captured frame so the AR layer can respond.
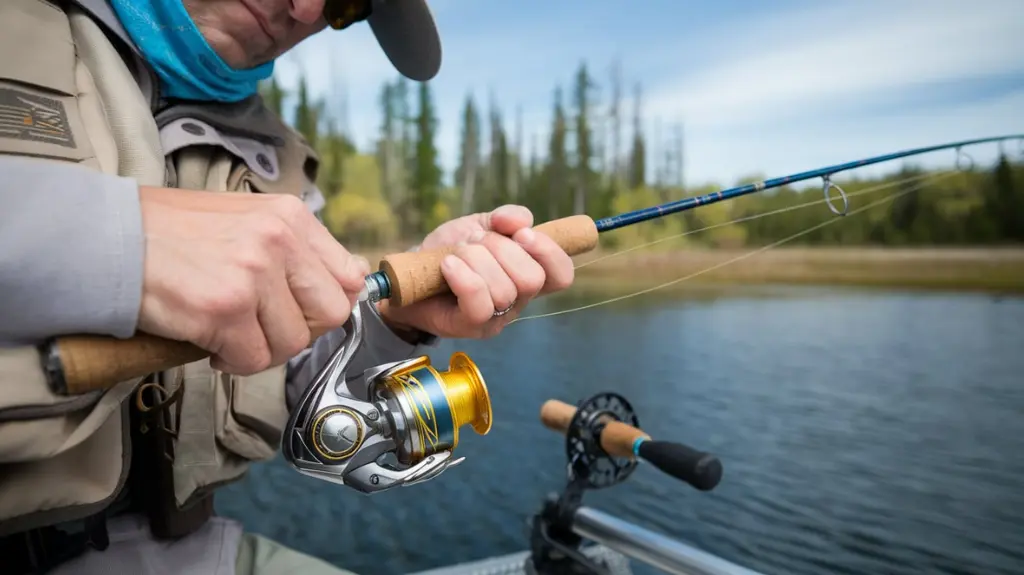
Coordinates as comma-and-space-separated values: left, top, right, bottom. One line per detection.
637, 440, 723, 491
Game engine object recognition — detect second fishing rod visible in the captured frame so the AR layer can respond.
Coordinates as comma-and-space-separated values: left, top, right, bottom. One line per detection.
40, 133, 1024, 395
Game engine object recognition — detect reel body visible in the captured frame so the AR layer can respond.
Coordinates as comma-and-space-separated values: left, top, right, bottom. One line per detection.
566, 392, 641, 489
283, 303, 491, 493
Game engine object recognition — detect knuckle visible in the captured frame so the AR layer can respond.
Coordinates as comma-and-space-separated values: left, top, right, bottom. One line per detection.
236, 343, 271, 375
284, 328, 312, 358
456, 243, 487, 261
254, 213, 296, 253
549, 264, 575, 291
500, 285, 519, 306
468, 305, 492, 325
200, 282, 252, 319
237, 244, 272, 275
273, 194, 309, 222
250, 350, 273, 373
521, 269, 546, 295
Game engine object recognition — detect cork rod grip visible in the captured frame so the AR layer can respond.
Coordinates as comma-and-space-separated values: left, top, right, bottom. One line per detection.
45, 333, 208, 395
379, 214, 600, 307
539, 399, 649, 460
46, 323, 335, 396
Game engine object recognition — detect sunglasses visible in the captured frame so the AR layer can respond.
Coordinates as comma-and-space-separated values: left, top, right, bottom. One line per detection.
323, 0, 373, 30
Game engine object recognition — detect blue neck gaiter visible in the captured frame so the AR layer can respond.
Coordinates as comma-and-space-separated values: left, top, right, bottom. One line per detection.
110, 0, 274, 102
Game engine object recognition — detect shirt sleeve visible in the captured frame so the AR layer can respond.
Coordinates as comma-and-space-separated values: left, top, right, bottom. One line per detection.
0, 156, 144, 346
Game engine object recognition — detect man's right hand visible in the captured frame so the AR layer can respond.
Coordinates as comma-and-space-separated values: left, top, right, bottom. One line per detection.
136, 186, 369, 375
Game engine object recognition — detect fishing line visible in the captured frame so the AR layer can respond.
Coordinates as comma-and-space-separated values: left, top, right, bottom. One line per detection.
510, 170, 959, 323
574, 171, 942, 270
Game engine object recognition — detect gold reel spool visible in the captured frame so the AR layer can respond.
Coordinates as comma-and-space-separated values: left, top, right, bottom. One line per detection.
379, 352, 492, 464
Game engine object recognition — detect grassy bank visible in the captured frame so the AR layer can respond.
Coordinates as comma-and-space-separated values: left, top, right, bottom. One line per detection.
355, 246, 1024, 295
568, 247, 1024, 295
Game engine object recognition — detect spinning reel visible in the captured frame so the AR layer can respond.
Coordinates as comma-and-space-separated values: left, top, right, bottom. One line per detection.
283, 302, 492, 493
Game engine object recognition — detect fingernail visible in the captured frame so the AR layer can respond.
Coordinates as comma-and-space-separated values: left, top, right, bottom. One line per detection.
468, 230, 485, 243
516, 227, 535, 246
349, 255, 370, 277
493, 204, 529, 220
442, 254, 459, 271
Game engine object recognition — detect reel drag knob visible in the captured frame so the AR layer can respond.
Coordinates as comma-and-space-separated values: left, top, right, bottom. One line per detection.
377, 352, 492, 466
309, 407, 365, 462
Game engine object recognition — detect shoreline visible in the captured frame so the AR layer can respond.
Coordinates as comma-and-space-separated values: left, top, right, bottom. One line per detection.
355, 246, 1024, 295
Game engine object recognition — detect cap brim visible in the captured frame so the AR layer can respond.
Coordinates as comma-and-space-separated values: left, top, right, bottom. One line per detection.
367, 0, 442, 82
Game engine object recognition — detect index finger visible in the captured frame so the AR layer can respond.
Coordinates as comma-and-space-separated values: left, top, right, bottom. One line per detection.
304, 218, 370, 294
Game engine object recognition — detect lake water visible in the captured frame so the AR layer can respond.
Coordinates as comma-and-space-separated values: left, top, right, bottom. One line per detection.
215, 285, 1024, 575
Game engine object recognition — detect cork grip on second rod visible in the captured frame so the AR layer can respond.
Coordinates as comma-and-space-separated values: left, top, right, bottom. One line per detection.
540, 399, 649, 459
379, 214, 600, 307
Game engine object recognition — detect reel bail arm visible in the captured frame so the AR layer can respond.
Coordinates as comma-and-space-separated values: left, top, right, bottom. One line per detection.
282, 302, 492, 493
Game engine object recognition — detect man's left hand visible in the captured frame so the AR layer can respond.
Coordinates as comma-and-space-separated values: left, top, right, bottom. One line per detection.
378, 205, 575, 339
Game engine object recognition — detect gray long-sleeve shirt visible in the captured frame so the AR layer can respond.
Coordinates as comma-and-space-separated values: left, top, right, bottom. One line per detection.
0, 155, 144, 346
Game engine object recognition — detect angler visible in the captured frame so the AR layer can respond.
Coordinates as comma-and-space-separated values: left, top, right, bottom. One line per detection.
0, 1, 577, 574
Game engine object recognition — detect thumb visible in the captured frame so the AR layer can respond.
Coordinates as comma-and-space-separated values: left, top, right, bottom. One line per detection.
484, 204, 534, 235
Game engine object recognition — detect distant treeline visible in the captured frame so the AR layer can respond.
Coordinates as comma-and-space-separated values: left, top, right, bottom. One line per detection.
257, 60, 1024, 250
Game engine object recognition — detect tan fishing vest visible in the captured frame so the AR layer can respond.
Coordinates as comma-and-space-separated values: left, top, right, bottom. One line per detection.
0, 0, 322, 537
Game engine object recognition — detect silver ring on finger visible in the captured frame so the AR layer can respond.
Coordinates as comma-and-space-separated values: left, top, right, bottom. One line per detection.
492, 300, 517, 318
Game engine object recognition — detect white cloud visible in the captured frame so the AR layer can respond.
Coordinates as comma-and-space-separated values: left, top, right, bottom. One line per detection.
277, 0, 1024, 191
676, 87, 1024, 189
641, 0, 1024, 130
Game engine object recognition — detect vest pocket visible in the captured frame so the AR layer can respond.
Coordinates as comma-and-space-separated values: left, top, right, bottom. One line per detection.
0, 0, 94, 164
216, 364, 289, 462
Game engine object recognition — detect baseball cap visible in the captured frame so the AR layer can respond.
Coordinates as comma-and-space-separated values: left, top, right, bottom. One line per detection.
323, 0, 442, 82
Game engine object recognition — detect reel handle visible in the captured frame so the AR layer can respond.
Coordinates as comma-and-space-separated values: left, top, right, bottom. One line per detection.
380, 215, 599, 307
540, 399, 723, 492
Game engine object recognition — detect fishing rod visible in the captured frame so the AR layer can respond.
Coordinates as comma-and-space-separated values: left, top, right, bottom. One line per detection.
361, 133, 1022, 306
40, 133, 1024, 397
409, 392, 758, 575
522, 392, 759, 575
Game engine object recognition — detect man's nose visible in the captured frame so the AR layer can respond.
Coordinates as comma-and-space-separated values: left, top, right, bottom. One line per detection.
289, 0, 326, 25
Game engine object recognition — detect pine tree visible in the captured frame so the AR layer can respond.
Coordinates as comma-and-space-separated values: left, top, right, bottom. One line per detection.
455, 93, 481, 216
413, 81, 442, 235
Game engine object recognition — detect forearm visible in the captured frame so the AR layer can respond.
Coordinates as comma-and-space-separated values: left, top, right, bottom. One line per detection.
0, 156, 143, 346
284, 299, 439, 411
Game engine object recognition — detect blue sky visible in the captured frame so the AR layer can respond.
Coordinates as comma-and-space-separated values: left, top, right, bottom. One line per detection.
271, 0, 1024, 189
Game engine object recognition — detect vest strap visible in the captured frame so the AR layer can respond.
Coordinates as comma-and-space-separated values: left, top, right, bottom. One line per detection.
0, 505, 112, 575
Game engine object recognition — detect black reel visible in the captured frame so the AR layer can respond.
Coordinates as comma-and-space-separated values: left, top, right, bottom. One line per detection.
565, 392, 640, 490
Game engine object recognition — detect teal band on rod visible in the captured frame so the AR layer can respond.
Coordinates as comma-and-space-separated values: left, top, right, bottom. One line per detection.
632, 436, 647, 458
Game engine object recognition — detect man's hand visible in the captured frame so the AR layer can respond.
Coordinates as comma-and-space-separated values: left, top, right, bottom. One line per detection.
136, 186, 369, 375
378, 205, 575, 339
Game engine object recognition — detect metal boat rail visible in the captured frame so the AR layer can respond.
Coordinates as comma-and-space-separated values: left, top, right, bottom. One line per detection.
570, 506, 762, 575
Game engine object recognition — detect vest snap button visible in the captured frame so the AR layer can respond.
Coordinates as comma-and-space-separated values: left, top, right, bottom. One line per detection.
256, 153, 274, 173
181, 122, 205, 136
